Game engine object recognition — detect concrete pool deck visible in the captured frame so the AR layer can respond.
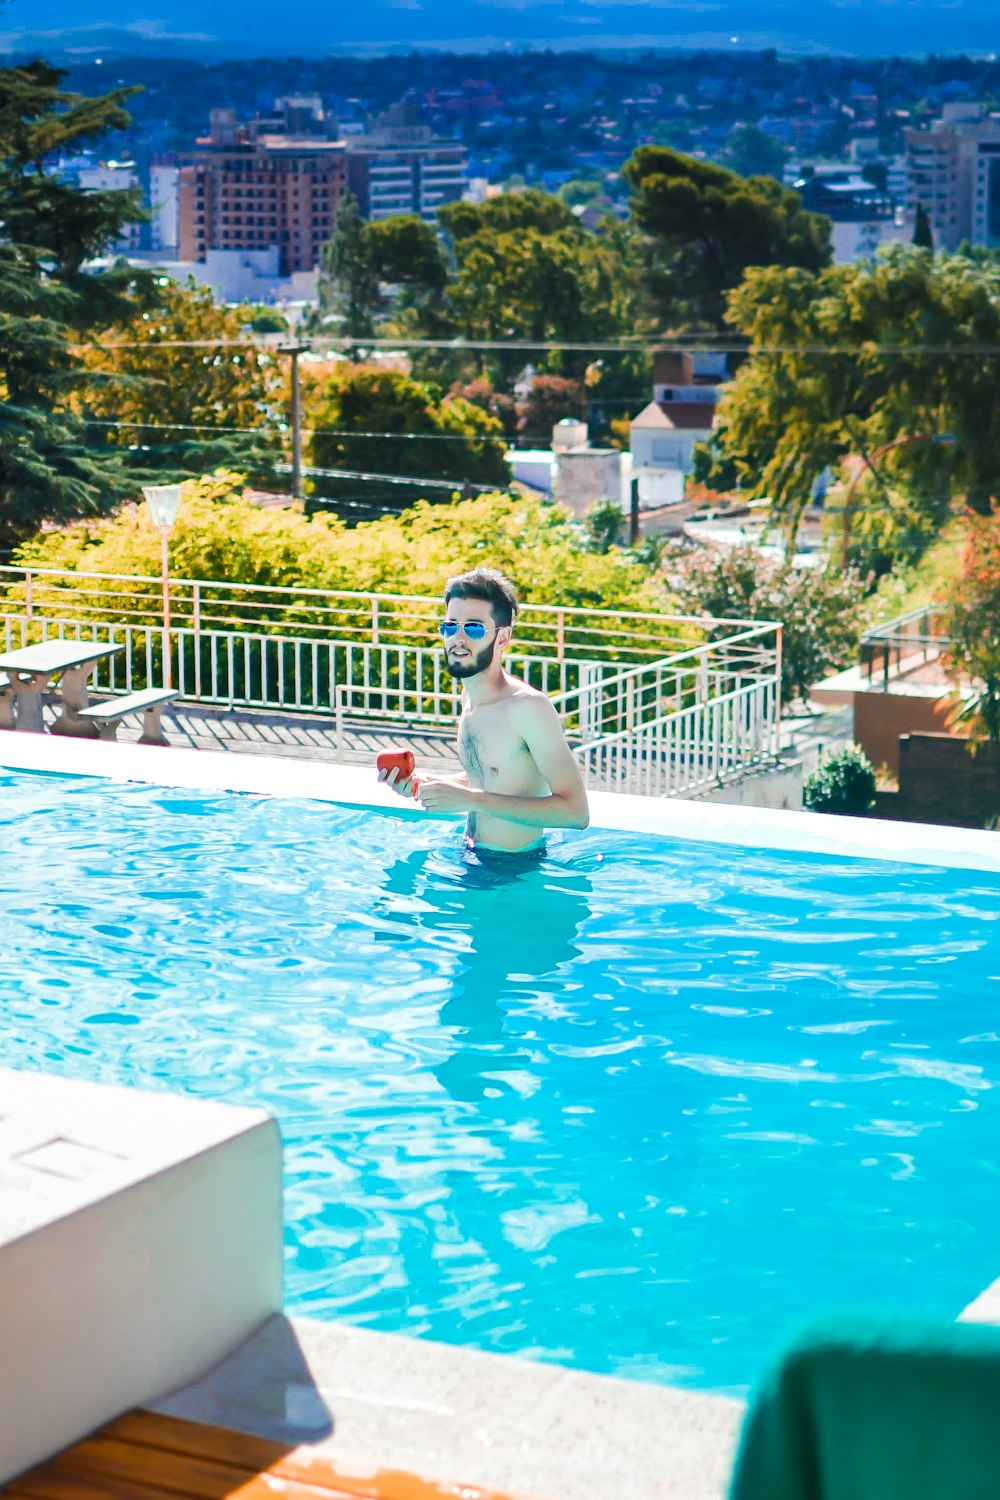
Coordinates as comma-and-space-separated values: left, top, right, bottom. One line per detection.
150, 1313, 745, 1500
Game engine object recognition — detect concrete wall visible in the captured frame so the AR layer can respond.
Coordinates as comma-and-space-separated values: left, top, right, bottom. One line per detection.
696, 759, 804, 811
554, 448, 622, 516
0, 1070, 284, 1484
853, 689, 956, 778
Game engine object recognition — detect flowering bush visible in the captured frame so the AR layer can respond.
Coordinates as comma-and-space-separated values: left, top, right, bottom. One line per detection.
665, 543, 872, 705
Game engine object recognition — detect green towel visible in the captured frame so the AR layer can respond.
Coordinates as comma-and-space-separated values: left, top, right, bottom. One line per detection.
728, 1313, 1000, 1500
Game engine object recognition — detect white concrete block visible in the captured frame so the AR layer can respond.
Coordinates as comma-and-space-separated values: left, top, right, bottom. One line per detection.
0, 1068, 283, 1484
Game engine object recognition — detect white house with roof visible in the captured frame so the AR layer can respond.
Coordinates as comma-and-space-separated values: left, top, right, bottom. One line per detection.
629, 399, 716, 475
628, 350, 722, 509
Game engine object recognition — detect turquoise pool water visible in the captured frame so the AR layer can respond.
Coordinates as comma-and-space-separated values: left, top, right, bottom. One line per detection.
3, 768, 1000, 1395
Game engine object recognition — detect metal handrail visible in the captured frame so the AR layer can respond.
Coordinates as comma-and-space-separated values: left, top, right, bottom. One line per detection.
574, 677, 779, 797
0, 568, 783, 797
0, 562, 766, 627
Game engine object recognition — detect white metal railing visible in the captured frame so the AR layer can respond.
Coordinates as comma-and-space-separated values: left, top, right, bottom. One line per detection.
0, 565, 783, 796
0, 564, 727, 664
575, 677, 780, 798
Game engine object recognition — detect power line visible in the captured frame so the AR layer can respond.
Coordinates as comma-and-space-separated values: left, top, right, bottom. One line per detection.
81, 415, 626, 443
283, 463, 502, 492
79, 336, 1000, 356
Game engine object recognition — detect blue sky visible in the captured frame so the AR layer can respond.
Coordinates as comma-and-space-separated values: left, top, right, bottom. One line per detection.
8, 0, 1000, 56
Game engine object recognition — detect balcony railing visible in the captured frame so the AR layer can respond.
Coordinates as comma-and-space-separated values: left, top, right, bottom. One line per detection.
861, 603, 949, 690
0, 565, 782, 797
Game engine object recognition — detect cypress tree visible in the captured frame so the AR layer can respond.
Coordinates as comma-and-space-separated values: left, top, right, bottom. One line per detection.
913, 201, 935, 251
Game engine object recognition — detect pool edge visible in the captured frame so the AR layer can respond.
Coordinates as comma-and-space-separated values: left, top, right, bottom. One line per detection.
148, 1310, 745, 1500
2, 731, 999, 874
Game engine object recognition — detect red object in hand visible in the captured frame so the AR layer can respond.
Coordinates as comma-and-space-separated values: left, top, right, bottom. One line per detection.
377, 749, 419, 796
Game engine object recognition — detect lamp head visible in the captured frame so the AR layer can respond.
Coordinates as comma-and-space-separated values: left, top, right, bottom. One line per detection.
142, 483, 184, 530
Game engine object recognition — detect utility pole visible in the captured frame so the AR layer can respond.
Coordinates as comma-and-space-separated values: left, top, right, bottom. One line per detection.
280, 345, 308, 500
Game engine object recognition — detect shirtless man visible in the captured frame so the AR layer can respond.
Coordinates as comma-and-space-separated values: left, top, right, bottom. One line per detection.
379, 566, 589, 853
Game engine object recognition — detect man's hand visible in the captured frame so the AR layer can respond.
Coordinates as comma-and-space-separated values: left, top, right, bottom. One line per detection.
415, 779, 471, 814
378, 766, 419, 800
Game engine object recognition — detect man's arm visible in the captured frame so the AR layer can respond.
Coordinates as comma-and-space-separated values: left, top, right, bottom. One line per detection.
417, 697, 589, 829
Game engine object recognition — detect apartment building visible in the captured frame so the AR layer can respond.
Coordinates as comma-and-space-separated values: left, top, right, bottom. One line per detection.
345, 105, 467, 221
149, 156, 180, 253
905, 103, 1000, 251
74, 160, 142, 252
178, 109, 346, 276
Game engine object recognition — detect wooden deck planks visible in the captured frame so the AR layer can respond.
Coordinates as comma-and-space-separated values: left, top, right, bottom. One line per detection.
2, 1412, 528, 1500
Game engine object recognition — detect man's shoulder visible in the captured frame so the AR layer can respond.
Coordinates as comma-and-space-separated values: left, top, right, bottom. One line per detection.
504, 676, 550, 707
506, 681, 560, 727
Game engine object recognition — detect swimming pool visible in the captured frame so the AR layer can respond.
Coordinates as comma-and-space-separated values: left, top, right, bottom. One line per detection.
4, 764, 1000, 1396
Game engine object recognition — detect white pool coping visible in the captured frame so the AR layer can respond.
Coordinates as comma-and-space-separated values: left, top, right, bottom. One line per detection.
1, 729, 999, 874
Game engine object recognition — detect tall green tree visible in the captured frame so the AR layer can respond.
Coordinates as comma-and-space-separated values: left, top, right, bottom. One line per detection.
0, 60, 149, 545
623, 146, 831, 330
310, 191, 380, 339
364, 214, 448, 296
308, 366, 510, 506
710, 247, 1000, 553
719, 124, 788, 181
77, 278, 283, 481
310, 201, 449, 339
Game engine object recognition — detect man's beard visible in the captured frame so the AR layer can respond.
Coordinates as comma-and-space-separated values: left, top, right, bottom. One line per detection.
445, 639, 495, 679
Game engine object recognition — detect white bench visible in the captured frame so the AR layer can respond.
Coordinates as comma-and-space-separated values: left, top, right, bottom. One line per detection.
78, 687, 180, 746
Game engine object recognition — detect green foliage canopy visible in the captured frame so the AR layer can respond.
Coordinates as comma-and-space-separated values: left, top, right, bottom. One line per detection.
307, 365, 511, 493
12, 474, 669, 622
713, 247, 1000, 551
77, 278, 282, 481
719, 125, 788, 181
623, 146, 831, 329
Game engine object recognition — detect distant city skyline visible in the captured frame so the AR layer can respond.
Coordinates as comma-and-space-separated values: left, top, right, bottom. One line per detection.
9, 0, 1000, 60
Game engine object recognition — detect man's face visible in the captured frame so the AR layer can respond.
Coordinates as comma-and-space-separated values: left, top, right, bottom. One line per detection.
442, 598, 505, 679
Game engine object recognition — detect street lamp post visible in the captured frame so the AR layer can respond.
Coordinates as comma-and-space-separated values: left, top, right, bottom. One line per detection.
840, 432, 955, 569
142, 483, 184, 689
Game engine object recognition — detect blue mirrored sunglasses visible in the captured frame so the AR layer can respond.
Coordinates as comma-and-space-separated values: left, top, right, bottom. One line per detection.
439, 619, 488, 640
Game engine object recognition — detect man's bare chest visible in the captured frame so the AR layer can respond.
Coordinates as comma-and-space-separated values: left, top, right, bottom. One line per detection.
458, 707, 528, 782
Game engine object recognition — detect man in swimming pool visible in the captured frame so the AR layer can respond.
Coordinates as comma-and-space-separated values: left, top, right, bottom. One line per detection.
379, 566, 589, 853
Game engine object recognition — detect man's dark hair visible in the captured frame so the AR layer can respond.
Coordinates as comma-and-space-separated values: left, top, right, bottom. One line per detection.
444, 566, 520, 628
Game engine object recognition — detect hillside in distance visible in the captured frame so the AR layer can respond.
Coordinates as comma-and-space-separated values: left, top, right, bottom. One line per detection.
10, 0, 1000, 58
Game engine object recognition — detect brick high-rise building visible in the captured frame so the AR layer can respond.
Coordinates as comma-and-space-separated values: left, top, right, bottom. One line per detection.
178, 110, 346, 276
